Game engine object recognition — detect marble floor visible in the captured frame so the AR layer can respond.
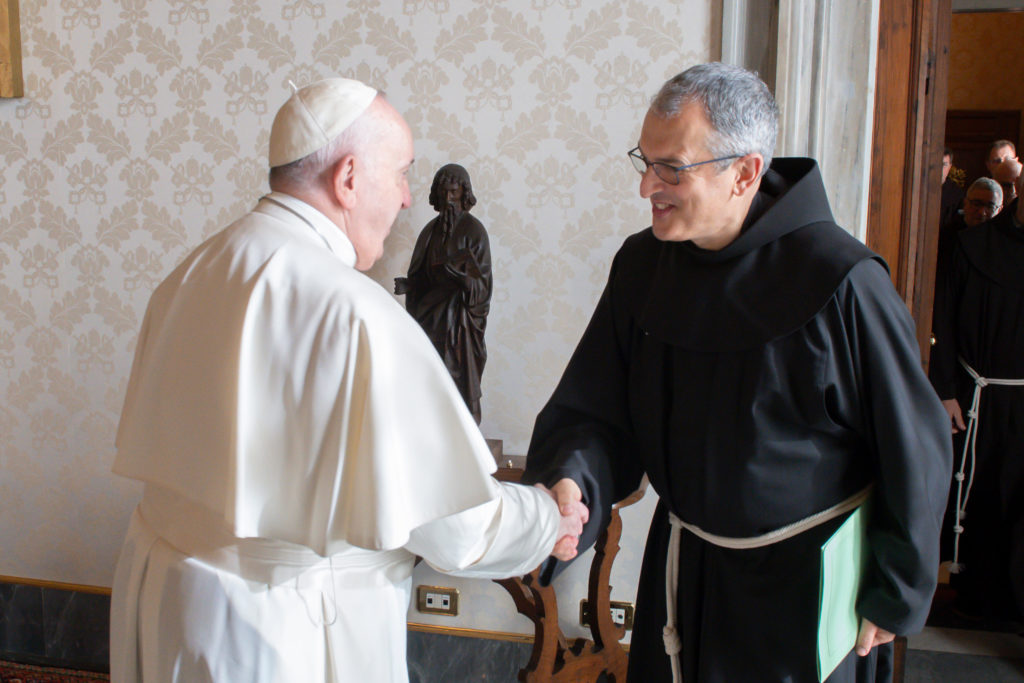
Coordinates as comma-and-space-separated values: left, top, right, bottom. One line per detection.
904, 583, 1024, 682
905, 628, 1024, 682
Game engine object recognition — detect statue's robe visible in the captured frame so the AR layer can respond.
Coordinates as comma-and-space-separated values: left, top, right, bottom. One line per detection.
405, 210, 492, 423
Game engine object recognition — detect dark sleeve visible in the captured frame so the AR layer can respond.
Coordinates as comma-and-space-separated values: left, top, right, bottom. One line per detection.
840, 260, 953, 634
928, 239, 968, 399
521, 258, 645, 583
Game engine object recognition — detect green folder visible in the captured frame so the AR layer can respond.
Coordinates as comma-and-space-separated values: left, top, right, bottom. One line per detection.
816, 503, 869, 682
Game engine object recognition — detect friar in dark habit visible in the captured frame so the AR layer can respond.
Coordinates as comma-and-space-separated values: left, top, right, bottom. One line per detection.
522, 63, 952, 683
395, 164, 491, 424
929, 170, 1024, 625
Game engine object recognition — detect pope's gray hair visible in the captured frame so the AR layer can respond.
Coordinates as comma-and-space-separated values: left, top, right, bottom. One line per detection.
650, 62, 778, 176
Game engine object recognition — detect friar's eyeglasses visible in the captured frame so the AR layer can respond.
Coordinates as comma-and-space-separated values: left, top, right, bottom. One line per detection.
627, 147, 741, 185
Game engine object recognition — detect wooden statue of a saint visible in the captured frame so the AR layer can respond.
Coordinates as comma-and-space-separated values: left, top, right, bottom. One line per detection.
395, 164, 492, 424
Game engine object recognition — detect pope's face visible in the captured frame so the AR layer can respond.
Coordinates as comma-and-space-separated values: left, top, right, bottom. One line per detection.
636, 103, 745, 250
349, 102, 414, 271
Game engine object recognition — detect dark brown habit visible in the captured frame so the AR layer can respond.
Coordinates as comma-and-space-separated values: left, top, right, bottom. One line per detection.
523, 158, 952, 683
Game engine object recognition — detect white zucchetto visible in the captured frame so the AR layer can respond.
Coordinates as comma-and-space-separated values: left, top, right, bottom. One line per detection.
268, 78, 377, 168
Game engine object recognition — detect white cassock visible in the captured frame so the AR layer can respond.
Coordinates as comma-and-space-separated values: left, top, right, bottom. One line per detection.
109, 193, 559, 683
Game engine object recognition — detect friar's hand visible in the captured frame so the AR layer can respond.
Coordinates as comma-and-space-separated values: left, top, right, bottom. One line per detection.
855, 618, 895, 656
942, 398, 965, 433
551, 478, 589, 529
536, 478, 589, 562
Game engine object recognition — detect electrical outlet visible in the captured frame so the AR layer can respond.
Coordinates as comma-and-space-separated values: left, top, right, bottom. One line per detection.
579, 599, 634, 630
416, 585, 459, 616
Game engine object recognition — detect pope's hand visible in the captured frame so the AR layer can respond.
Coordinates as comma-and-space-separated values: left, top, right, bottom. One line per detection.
536, 478, 589, 561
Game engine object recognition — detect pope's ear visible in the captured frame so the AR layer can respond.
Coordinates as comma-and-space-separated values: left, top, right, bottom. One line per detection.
330, 155, 358, 210
734, 153, 764, 196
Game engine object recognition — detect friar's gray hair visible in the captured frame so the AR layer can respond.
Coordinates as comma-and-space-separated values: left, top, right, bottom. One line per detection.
650, 62, 778, 176
968, 176, 1003, 207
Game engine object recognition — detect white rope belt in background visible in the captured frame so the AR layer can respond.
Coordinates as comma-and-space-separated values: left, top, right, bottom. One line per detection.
662, 485, 872, 683
949, 357, 1024, 574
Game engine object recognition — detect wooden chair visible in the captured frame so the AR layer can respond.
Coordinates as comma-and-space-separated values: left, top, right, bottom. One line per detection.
494, 484, 647, 683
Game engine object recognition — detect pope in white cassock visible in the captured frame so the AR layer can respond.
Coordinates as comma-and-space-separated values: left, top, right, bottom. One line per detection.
109, 78, 586, 682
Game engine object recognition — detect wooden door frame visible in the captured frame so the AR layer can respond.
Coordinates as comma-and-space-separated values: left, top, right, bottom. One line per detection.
865, 0, 951, 366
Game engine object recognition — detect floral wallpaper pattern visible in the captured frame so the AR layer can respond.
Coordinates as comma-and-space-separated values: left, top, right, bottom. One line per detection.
0, 0, 713, 637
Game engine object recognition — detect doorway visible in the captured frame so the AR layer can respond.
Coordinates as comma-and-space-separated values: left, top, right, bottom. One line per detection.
943, 9, 1024, 184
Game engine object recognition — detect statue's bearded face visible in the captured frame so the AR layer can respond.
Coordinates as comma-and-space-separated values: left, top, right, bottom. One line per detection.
438, 180, 464, 212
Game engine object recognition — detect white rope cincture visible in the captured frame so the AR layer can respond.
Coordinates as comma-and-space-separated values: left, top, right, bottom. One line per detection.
664, 514, 684, 683
661, 485, 872, 682
949, 358, 1024, 574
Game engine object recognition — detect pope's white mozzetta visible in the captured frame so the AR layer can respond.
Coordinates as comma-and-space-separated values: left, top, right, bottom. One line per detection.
109, 192, 560, 681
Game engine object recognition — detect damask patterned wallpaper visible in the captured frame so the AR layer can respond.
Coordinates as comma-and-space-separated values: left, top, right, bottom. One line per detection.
0, 0, 715, 595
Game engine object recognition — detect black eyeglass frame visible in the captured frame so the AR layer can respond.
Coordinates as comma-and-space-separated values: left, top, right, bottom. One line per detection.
965, 197, 999, 212
627, 146, 742, 185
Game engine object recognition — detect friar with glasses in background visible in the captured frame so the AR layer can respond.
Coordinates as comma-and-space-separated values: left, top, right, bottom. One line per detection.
929, 168, 1024, 627
522, 62, 951, 683
961, 177, 1003, 228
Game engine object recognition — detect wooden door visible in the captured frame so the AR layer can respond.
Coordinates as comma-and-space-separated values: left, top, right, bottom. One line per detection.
866, 0, 952, 367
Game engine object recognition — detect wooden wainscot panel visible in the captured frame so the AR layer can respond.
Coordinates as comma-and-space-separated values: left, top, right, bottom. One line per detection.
1, 0, 24, 98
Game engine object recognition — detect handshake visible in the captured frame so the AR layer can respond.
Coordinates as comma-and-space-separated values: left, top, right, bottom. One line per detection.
536, 478, 589, 561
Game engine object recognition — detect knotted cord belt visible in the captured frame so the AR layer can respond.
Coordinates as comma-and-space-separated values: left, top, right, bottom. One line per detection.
949, 357, 1024, 573
662, 485, 872, 682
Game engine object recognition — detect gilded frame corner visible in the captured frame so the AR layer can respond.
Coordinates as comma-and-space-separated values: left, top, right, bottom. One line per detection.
1, 0, 24, 98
